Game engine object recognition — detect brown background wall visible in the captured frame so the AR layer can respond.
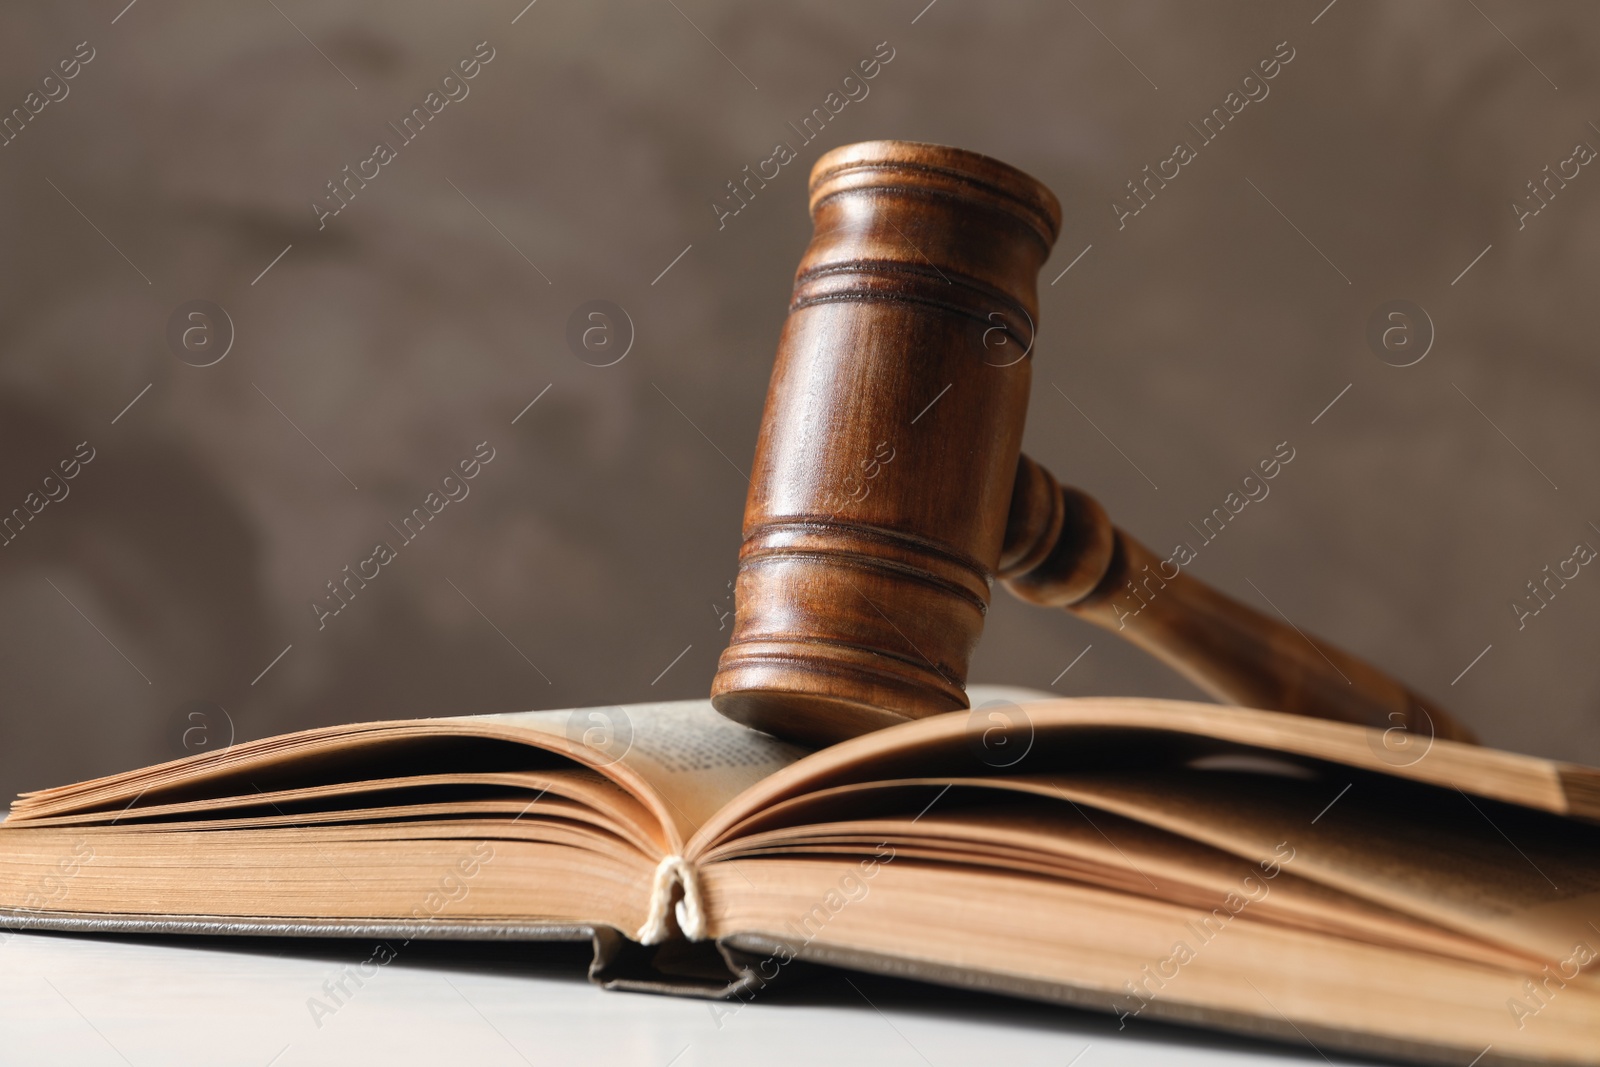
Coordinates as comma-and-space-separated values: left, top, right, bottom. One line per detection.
1, 1, 1597, 798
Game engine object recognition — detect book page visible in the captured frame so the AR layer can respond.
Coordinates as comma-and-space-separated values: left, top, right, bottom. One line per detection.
701, 790, 1537, 969
691, 694, 1587, 853
463, 688, 1045, 839
1034, 766, 1600, 963
688, 692, 1600, 964
7, 698, 805, 852
463, 699, 808, 841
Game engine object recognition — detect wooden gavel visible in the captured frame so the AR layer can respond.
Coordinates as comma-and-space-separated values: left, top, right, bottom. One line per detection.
711, 139, 1475, 748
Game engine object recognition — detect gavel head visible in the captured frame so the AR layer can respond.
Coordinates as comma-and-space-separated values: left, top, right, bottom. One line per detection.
711, 140, 1061, 746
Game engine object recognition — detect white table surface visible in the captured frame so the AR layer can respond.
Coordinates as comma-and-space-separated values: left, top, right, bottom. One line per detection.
0, 930, 1345, 1066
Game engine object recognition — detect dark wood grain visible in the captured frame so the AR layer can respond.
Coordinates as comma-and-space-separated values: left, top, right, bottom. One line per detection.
710, 141, 1055, 745
999, 456, 1476, 743
712, 139, 1474, 747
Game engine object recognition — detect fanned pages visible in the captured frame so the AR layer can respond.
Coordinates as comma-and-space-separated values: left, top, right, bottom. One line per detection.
3, 687, 1598, 1066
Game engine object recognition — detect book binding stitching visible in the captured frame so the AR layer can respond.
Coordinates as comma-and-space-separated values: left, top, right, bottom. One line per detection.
635, 855, 705, 944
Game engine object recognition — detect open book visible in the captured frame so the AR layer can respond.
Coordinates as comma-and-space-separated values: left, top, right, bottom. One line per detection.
3, 686, 1597, 1065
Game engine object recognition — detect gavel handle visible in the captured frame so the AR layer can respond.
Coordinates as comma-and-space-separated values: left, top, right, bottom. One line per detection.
998, 455, 1477, 744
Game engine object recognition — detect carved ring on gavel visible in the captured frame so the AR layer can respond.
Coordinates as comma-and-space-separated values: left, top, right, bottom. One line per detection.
711, 139, 1476, 749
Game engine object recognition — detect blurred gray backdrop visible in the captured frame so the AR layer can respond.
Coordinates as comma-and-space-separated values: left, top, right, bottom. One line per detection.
2, 0, 1597, 799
